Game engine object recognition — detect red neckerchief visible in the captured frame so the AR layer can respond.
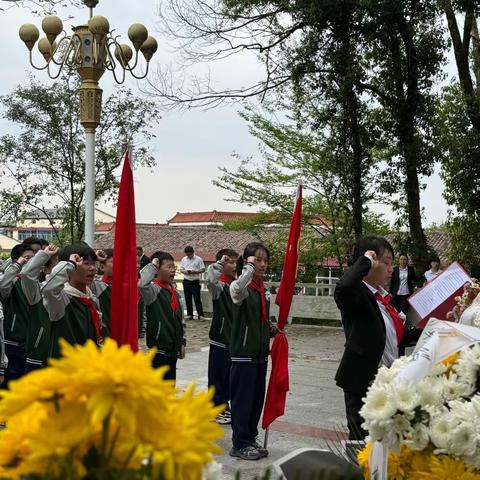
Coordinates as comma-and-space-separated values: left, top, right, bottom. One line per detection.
153, 279, 179, 312
248, 279, 267, 324
75, 296, 104, 346
375, 292, 405, 345
101, 275, 113, 286
219, 274, 234, 285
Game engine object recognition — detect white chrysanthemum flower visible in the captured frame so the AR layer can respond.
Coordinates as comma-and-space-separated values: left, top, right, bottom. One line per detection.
375, 365, 397, 385
441, 374, 474, 401
392, 414, 411, 434
361, 386, 397, 421
418, 380, 442, 406
430, 414, 451, 449
394, 381, 420, 412
407, 424, 430, 451
367, 420, 387, 442
449, 423, 478, 457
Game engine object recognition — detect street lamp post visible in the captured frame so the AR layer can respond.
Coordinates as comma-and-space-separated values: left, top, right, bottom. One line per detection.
18, 0, 158, 246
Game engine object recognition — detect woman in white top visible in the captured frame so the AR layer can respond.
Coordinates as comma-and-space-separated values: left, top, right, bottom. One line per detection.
423, 256, 442, 285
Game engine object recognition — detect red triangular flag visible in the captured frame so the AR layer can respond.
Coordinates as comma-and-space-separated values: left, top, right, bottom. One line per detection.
262, 184, 302, 430
110, 151, 138, 351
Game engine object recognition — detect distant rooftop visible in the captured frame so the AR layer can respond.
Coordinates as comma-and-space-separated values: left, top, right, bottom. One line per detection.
167, 210, 259, 225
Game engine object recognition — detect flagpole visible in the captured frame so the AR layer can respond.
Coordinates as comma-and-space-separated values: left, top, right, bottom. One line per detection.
264, 427, 269, 449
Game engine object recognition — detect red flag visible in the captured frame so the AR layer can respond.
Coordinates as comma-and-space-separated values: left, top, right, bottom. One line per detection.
110, 151, 138, 351
262, 184, 302, 430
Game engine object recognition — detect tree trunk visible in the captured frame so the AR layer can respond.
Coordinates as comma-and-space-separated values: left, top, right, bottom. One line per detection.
394, 13, 430, 269
444, 0, 480, 133
338, 3, 364, 239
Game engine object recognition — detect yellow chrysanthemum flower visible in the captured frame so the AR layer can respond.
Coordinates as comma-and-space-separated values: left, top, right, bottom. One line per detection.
413, 455, 480, 480
147, 383, 224, 480
0, 339, 223, 479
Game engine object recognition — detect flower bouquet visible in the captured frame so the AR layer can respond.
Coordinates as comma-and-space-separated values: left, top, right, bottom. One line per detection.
357, 346, 480, 479
447, 279, 480, 322
0, 339, 223, 480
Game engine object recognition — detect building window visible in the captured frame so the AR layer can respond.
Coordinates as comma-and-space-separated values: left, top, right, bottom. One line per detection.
18, 230, 55, 241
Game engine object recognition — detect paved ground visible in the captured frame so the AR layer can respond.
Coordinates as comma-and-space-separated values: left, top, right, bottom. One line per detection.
164, 320, 347, 480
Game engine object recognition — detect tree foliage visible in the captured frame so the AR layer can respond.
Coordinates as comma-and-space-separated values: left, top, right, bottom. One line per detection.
0, 75, 160, 243
0, 0, 82, 14
152, 0, 451, 267
215, 108, 389, 269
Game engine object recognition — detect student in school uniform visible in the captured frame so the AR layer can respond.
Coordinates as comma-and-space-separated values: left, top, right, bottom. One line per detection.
206, 248, 239, 425
229, 242, 277, 461
138, 251, 186, 382
91, 249, 112, 338
42, 243, 104, 358
20, 244, 59, 372
0, 244, 35, 387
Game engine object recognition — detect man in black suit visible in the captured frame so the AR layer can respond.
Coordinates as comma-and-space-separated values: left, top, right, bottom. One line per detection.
334, 236, 421, 440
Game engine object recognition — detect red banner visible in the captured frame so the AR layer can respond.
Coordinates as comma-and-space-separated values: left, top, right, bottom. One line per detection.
110, 151, 138, 351
262, 185, 302, 430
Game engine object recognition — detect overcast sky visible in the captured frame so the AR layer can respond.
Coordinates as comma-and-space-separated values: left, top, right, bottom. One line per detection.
0, 0, 452, 226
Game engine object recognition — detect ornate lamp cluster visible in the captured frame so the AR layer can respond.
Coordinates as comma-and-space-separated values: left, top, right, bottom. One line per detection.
18, 9, 158, 86
16, 0, 158, 247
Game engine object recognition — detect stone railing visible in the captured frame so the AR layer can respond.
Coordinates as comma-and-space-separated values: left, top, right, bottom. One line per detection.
175, 279, 342, 323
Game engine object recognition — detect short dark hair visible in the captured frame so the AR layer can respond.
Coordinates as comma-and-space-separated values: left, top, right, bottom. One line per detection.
22, 237, 45, 248
428, 255, 440, 266
11, 244, 34, 261
151, 251, 174, 266
236, 242, 270, 276
216, 248, 239, 261
136, 246, 143, 254
352, 236, 394, 262
59, 242, 97, 262
184, 245, 194, 254
104, 248, 114, 260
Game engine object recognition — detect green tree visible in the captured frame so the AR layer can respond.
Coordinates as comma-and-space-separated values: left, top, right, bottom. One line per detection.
358, 0, 447, 268
0, 74, 160, 243
215, 109, 389, 268
153, 0, 447, 265
438, 84, 480, 269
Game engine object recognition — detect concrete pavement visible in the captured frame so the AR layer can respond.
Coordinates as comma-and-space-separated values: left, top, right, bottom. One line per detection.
174, 321, 347, 480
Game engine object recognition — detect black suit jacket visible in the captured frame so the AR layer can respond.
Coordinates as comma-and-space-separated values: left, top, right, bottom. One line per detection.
389, 266, 415, 296
334, 256, 386, 393
334, 256, 421, 393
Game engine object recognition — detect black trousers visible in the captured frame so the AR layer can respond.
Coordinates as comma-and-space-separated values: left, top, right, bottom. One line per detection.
183, 279, 204, 318
230, 362, 267, 449
152, 353, 177, 382
344, 389, 368, 440
392, 294, 409, 314
208, 344, 231, 408
1, 344, 26, 389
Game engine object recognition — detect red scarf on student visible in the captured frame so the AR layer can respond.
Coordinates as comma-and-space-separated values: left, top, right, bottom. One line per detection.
248, 279, 267, 324
219, 274, 234, 285
375, 292, 405, 345
75, 296, 104, 346
153, 279, 179, 312
101, 275, 113, 286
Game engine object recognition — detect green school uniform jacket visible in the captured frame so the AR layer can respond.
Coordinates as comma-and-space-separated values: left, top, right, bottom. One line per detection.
229, 263, 274, 363
20, 250, 53, 367
138, 264, 186, 357
0, 261, 31, 349
206, 261, 233, 348
42, 261, 103, 359
91, 279, 111, 338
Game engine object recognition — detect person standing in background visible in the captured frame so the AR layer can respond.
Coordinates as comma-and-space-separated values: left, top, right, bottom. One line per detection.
389, 254, 415, 314
180, 246, 205, 320
423, 255, 442, 285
